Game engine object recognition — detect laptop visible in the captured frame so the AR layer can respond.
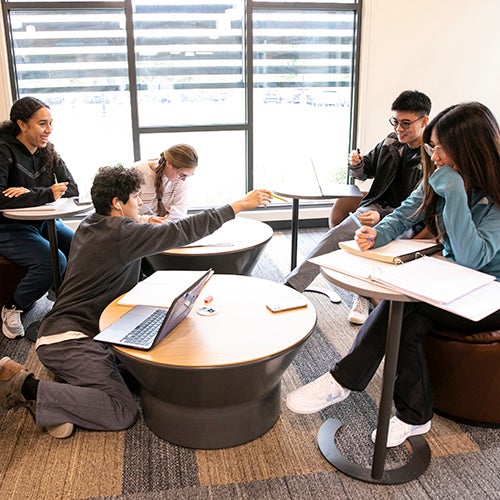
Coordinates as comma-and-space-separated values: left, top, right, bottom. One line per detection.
95, 269, 214, 350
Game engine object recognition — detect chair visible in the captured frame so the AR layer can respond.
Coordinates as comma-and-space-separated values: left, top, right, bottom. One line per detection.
0, 255, 25, 307
422, 329, 500, 426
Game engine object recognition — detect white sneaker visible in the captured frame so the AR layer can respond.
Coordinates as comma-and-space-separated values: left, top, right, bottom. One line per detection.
371, 415, 431, 448
1, 305, 24, 339
286, 372, 350, 414
347, 296, 370, 325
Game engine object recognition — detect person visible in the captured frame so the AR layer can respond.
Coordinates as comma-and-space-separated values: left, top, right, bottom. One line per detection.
0, 96, 79, 340
133, 144, 197, 223
284, 90, 432, 325
0, 165, 272, 438
285, 102, 500, 448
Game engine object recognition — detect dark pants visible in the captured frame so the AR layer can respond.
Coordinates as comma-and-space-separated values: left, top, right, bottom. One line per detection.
36, 337, 139, 430
332, 300, 500, 425
0, 220, 74, 309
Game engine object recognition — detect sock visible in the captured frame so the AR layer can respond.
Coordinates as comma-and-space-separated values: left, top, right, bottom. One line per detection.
21, 374, 39, 401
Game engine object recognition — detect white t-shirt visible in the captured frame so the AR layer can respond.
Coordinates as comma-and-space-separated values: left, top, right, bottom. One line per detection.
133, 160, 190, 222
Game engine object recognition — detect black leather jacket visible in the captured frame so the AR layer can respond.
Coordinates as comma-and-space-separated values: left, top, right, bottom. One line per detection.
350, 132, 423, 218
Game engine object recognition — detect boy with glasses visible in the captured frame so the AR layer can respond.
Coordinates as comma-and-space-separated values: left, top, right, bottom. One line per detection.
284, 90, 431, 325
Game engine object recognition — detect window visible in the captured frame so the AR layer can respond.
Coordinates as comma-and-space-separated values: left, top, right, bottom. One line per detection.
2, 0, 361, 208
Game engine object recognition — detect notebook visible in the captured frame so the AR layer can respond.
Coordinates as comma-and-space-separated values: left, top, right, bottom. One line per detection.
94, 269, 214, 350
339, 239, 443, 264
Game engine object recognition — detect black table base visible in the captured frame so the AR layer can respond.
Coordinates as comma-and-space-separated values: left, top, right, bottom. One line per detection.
317, 418, 431, 484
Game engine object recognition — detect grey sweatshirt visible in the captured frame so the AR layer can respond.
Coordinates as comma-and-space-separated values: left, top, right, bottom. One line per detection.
38, 205, 234, 339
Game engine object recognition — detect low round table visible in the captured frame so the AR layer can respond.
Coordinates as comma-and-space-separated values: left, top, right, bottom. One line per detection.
145, 217, 273, 275
100, 273, 317, 449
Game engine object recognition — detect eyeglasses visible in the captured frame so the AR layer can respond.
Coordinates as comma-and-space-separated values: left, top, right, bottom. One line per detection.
176, 171, 194, 181
389, 116, 425, 130
423, 143, 443, 157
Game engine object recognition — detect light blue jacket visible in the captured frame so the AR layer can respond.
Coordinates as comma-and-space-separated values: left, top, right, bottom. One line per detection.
373, 165, 500, 280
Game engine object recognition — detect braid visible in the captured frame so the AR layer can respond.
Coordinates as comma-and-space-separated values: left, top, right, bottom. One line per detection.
154, 153, 168, 216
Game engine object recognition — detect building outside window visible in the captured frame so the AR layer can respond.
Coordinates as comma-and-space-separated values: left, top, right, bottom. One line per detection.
2, 0, 361, 210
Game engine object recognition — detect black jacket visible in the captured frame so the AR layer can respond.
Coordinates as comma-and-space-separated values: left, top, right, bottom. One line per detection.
350, 132, 423, 218
0, 134, 78, 223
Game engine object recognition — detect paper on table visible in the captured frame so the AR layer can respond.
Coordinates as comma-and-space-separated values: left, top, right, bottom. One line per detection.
309, 250, 396, 281
436, 280, 500, 322
117, 270, 208, 307
310, 250, 499, 321
5, 197, 72, 212
370, 256, 495, 305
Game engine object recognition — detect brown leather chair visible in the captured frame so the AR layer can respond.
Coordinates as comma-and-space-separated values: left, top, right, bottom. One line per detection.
422, 329, 500, 426
0, 255, 25, 307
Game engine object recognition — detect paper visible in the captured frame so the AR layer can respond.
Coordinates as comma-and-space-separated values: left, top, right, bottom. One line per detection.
118, 270, 208, 307
339, 239, 443, 264
309, 250, 396, 281
5, 197, 72, 213
309, 250, 499, 322
436, 280, 500, 322
370, 256, 495, 305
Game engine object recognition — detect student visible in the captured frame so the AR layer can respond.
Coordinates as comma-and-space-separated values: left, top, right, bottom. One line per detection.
134, 144, 197, 223
284, 90, 431, 325
0, 96, 79, 339
0, 165, 271, 438
286, 102, 500, 447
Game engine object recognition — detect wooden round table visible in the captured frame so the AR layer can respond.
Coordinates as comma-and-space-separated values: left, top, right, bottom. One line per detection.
100, 273, 317, 449
145, 217, 273, 275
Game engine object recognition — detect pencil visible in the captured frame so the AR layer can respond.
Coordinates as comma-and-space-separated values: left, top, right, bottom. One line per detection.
270, 193, 288, 202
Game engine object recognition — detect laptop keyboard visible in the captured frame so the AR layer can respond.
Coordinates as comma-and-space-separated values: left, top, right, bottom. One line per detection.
120, 309, 168, 346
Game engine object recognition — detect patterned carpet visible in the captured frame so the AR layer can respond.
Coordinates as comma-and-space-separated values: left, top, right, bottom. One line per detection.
1, 228, 499, 499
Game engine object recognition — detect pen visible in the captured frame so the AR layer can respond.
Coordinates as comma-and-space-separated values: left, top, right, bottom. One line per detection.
348, 211, 362, 228
349, 212, 373, 242
144, 205, 155, 215
270, 193, 288, 202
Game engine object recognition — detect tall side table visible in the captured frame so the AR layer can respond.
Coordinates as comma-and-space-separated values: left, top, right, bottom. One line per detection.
1, 198, 92, 296
273, 184, 363, 270
318, 265, 431, 484
100, 273, 317, 449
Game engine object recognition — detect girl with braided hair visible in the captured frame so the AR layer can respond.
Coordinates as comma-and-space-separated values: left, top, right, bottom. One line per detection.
133, 144, 197, 223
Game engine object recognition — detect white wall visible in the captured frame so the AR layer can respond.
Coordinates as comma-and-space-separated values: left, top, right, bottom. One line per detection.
358, 0, 500, 150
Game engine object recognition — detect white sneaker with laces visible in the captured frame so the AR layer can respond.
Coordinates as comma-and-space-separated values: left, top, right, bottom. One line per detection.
371, 415, 431, 448
347, 296, 370, 325
286, 372, 351, 414
1, 305, 25, 339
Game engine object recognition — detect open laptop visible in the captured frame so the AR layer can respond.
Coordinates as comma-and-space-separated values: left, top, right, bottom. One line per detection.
95, 269, 214, 350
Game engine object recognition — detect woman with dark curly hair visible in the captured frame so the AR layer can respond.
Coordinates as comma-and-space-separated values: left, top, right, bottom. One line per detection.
0, 96, 79, 340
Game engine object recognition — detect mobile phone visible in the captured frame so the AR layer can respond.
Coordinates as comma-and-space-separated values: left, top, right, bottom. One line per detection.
266, 297, 308, 313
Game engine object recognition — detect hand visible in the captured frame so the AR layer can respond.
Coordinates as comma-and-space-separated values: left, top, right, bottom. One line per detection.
148, 215, 167, 224
230, 189, 272, 214
2, 186, 30, 198
357, 210, 380, 226
354, 226, 377, 250
51, 182, 69, 200
348, 150, 362, 166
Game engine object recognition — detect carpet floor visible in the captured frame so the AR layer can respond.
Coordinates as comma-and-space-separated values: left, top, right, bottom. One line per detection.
1, 228, 499, 500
